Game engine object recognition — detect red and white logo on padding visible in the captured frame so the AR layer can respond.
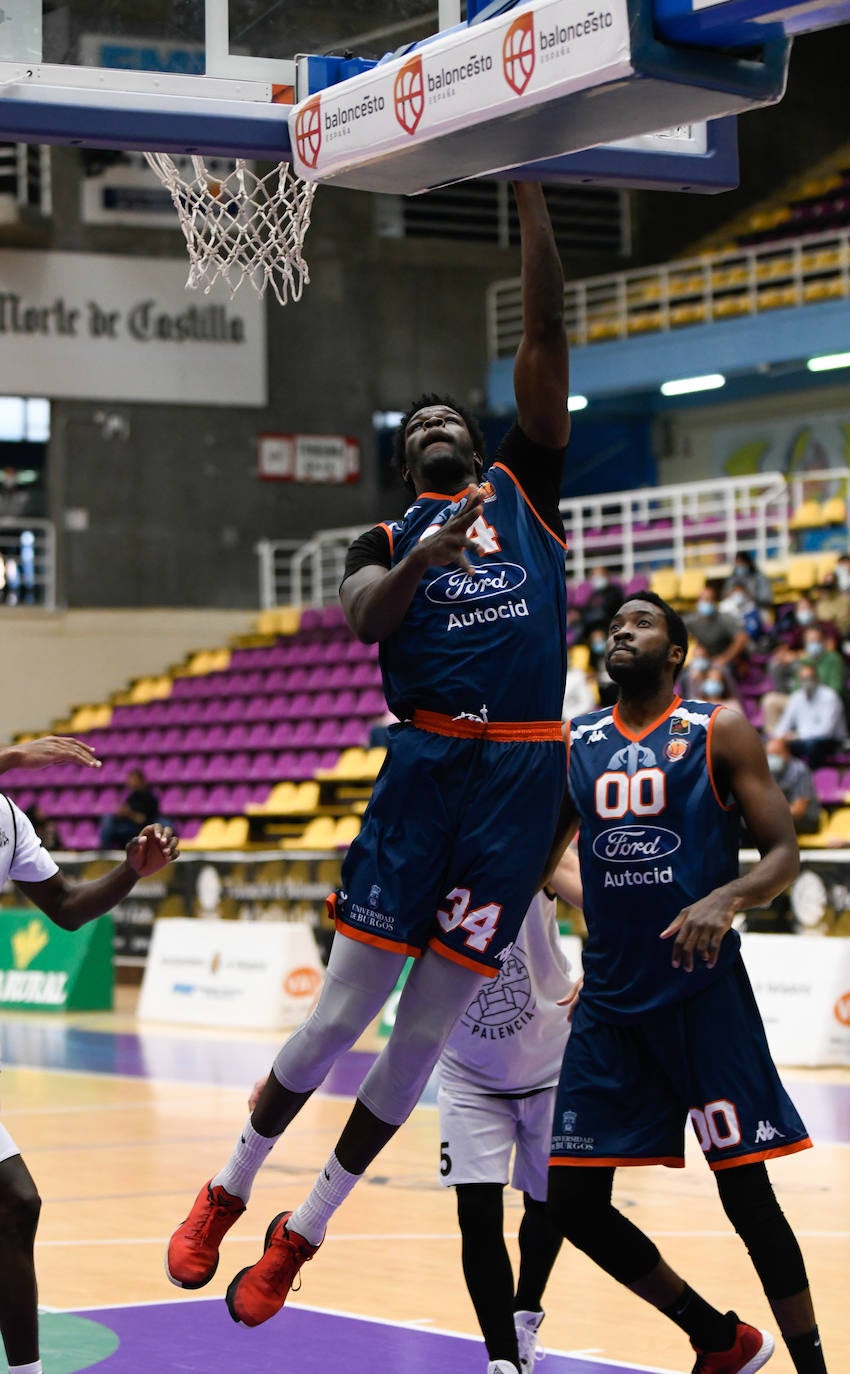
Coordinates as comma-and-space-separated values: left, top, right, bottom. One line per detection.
394, 55, 425, 135
503, 13, 535, 95
835, 991, 850, 1027
294, 96, 323, 169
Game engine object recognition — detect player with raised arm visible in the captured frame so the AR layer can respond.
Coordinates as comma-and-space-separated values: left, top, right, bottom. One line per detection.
0, 735, 178, 1374
546, 592, 827, 1374
166, 181, 572, 1330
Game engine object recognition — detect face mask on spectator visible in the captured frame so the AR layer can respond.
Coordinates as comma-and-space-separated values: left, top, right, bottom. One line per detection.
591, 575, 608, 591
804, 639, 824, 657
836, 564, 850, 591
734, 563, 749, 577
703, 678, 724, 697
801, 677, 818, 697
590, 636, 606, 654
767, 753, 785, 776
796, 608, 814, 625
697, 599, 715, 617
690, 654, 709, 673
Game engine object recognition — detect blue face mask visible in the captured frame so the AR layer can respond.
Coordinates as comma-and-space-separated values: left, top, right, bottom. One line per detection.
590, 638, 606, 654
702, 679, 724, 697
690, 654, 709, 673
804, 640, 824, 657
697, 599, 715, 617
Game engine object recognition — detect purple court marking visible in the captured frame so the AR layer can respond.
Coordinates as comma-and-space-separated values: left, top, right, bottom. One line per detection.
78, 1298, 666, 1374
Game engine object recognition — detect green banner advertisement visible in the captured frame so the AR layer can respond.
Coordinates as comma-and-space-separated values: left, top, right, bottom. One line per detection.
0, 910, 114, 1011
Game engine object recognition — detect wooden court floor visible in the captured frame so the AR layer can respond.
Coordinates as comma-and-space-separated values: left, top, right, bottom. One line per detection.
0, 990, 847, 1374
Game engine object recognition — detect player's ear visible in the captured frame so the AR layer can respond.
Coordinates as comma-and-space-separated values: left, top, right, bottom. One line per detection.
670, 644, 684, 672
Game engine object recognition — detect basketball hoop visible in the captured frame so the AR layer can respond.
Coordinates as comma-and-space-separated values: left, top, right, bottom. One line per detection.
143, 154, 316, 306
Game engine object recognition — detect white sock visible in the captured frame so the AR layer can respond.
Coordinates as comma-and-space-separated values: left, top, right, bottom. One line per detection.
211, 1118, 281, 1203
287, 1152, 360, 1247
10, 1361, 43, 1374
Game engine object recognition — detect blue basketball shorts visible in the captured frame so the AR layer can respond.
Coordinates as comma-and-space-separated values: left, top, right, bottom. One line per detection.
550, 956, 811, 1171
329, 720, 566, 977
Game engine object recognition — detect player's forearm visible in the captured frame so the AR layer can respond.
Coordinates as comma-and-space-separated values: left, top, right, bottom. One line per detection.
343, 548, 430, 643
37, 864, 139, 931
715, 841, 800, 915
513, 181, 565, 341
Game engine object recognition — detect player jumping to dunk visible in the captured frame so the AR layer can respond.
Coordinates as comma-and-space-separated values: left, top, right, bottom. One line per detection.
166, 181, 572, 1332
546, 591, 828, 1374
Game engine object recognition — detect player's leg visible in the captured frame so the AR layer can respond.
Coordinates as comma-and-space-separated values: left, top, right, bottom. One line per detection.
512, 1091, 563, 1371
225, 947, 486, 1327
548, 1002, 772, 1369
715, 1163, 826, 1373
0, 1150, 42, 1372
166, 932, 406, 1289
439, 1086, 523, 1369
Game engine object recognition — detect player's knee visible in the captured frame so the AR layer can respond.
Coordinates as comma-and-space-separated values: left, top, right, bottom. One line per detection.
456, 1182, 504, 1238
546, 1166, 610, 1246
0, 1167, 41, 1244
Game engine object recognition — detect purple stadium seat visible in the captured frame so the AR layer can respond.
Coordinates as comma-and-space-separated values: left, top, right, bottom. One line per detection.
625, 574, 650, 598
813, 768, 843, 804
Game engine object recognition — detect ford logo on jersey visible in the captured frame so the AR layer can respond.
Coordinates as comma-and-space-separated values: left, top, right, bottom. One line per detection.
592, 826, 681, 863
425, 563, 528, 604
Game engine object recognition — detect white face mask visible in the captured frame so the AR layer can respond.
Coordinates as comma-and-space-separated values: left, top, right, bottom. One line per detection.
767, 753, 785, 776
697, 599, 715, 617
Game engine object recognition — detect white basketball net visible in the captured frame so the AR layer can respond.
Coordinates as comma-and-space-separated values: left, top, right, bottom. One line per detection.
144, 154, 317, 307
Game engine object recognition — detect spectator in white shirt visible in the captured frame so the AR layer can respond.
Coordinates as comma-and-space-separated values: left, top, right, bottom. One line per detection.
773, 660, 847, 769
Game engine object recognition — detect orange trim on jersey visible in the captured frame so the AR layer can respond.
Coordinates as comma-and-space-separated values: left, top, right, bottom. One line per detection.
709, 1137, 812, 1171
428, 935, 498, 978
492, 462, 568, 550
413, 709, 563, 741
377, 521, 394, 558
612, 695, 681, 743
550, 1155, 685, 1169
706, 706, 736, 812
418, 485, 476, 502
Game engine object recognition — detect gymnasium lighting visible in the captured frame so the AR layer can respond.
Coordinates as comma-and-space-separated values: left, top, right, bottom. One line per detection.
807, 352, 850, 372
568, 395, 588, 411
660, 374, 725, 397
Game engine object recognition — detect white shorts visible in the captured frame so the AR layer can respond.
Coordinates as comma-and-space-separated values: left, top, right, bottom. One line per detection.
0, 1119, 20, 1164
437, 1083, 556, 1203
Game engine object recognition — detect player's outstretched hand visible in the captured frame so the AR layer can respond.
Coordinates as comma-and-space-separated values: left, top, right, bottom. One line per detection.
660, 889, 737, 972
6, 735, 101, 771
126, 824, 179, 878
557, 975, 583, 1022
419, 485, 485, 574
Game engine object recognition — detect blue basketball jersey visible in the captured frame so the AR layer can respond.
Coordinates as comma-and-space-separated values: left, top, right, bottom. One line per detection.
567, 697, 742, 1020
377, 461, 567, 722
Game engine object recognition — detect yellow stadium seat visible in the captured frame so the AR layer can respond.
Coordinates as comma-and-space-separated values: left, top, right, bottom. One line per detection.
650, 569, 679, 601
677, 569, 706, 602
712, 296, 750, 318
803, 279, 844, 303
788, 502, 826, 531
180, 818, 230, 850
221, 817, 249, 848
568, 644, 591, 672
283, 816, 338, 851
784, 556, 818, 591
818, 807, 850, 846
294, 781, 320, 811
822, 497, 847, 526
334, 816, 362, 848
815, 551, 840, 581
255, 607, 301, 636
249, 782, 299, 814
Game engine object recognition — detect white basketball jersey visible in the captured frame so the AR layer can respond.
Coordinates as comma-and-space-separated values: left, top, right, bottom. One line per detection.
0, 794, 58, 887
438, 891, 573, 1095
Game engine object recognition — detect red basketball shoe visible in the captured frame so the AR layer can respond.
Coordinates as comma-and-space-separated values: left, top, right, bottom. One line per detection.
166, 1180, 246, 1289
691, 1318, 775, 1373
226, 1211, 320, 1327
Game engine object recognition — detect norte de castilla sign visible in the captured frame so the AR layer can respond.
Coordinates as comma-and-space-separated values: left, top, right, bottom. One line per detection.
0, 911, 114, 1012
0, 250, 266, 406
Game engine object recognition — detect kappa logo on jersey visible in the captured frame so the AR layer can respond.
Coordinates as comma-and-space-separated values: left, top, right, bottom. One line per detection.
586, 729, 607, 743
754, 1120, 785, 1142
426, 563, 527, 605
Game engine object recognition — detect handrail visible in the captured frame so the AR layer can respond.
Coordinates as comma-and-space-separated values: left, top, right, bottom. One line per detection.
487, 227, 850, 356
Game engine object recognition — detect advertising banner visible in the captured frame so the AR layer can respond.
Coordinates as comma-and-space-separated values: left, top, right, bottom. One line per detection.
0, 910, 113, 1011
741, 932, 850, 1068
138, 917, 324, 1029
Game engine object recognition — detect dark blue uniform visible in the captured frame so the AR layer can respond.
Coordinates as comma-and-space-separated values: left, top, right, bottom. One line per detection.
551, 697, 810, 1170
331, 425, 567, 977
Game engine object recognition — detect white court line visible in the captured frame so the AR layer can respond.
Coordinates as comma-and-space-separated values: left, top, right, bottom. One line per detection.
36, 1227, 850, 1247
67, 1293, 680, 1372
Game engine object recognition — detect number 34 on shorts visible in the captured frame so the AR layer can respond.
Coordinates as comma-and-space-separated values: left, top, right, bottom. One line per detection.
437, 887, 503, 953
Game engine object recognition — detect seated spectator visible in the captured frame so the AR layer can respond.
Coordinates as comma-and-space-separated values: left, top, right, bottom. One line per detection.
586, 625, 617, 707
721, 550, 773, 608
581, 567, 624, 635
684, 584, 750, 668
100, 767, 160, 850
718, 579, 764, 642
566, 605, 585, 648
765, 737, 823, 835
760, 641, 800, 735
563, 666, 598, 721
813, 570, 850, 636
677, 643, 711, 699
700, 665, 744, 714
774, 593, 837, 651
802, 625, 846, 696
772, 660, 847, 769
836, 552, 850, 592
26, 802, 59, 850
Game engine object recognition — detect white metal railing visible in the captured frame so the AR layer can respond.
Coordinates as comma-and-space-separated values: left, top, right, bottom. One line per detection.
0, 518, 55, 609
488, 227, 850, 356
256, 470, 825, 606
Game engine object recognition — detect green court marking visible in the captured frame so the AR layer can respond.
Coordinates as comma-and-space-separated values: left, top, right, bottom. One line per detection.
0, 1312, 120, 1373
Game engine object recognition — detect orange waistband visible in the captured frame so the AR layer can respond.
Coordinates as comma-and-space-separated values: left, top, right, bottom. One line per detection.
412, 709, 564, 742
